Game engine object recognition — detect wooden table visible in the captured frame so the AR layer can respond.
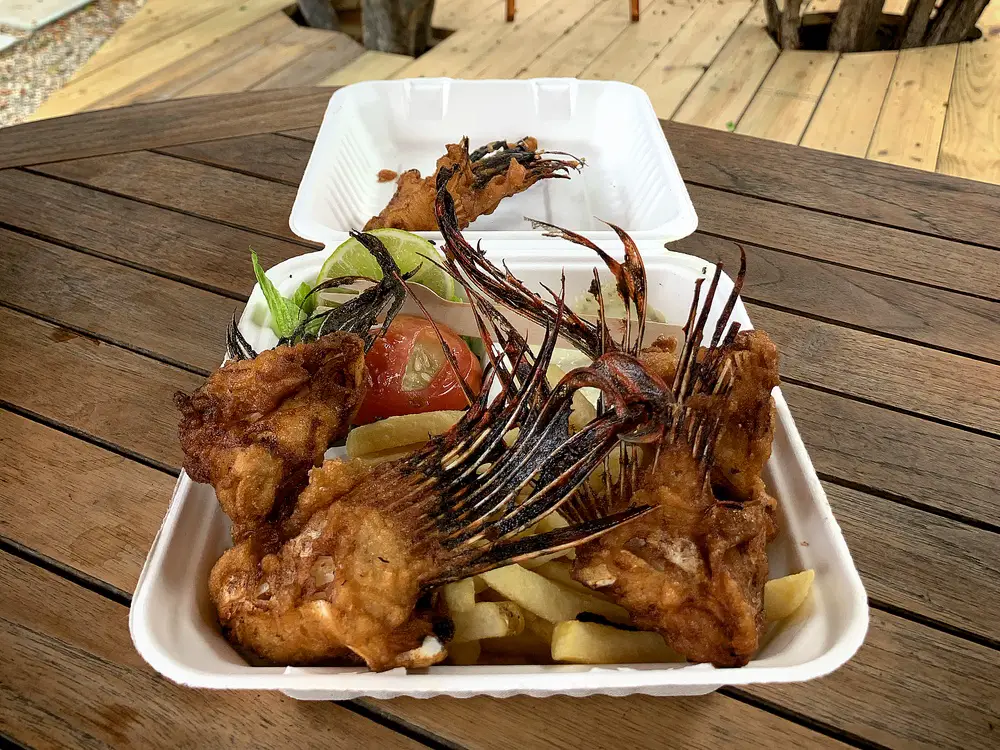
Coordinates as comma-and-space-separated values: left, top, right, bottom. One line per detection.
0, 88, 997, 750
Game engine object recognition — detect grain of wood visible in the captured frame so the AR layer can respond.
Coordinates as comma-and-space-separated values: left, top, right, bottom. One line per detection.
748, 609, 1000, 750
672, 22, 780, 130
632, 1, 754, 118
68, 0, 237, 83
937, 41, 1000, 183
252, 34, 365, 89
868, 44, 960, 171
36, 151, 301, 241
684, 183, 1000, 300
749, 304, 1000, 434
161, 133, 312, 185
0, 412, 175, 592
800, 50, 897, 156
88, 13, 301, 109
517, 0, 633, 78
432, 0, 506, 29
782, 382, 1000, 527
0, 307, 198, 469
319, 51, 414, 85
27, 0, 296, 121
0, 553, 422, 750
179, 41, 316, 98
673, 231, 1000, 360
578, 0, 699, 83
465, 0, 603, 79
0, 88, 334, 169
391, 23, 510, 78
0, 230, 237, 373
826, 482, 1000, 640
0, 170, 302, 298
663, 120, 1000, 248
736, 50, 838, 143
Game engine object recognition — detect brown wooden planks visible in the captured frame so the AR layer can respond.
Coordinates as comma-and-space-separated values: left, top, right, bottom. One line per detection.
0, 88, 334, 169
662, 120, 1000, 249
782, 383, 1000, 528
161, 133, 312, 185
0, 553, 421, 750
746, 609, 1000, 750
749, 305, 1000, 434
0, 411, 175, 592
826, 481, 1000, 642
684, 183, 1000, 300
0, 307, 196, 470
673, 232, 1000, 360
35, 151, 301, 241
0, 229, 236, 374
0, 169, 302, 298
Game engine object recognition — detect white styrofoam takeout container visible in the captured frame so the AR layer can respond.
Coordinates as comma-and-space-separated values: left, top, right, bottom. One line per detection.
130, 242, 869, 700
288, 78, 698, 248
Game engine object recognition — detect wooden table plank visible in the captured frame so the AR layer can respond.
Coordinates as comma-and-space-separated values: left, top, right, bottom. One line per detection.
0, 308, 196, 471
35, 151, 302, 242
0, 229, 236, 374
0, 88, 334, 169
674, 232, 1000, 361
662, 121, 1000, 249
782, 383, 1000, 529
746, 609, 1000, 750
750, 305, 1000, 434
0, 553, 423, 750
162, 133, 311, 186
684, 184, 1000, 300
0, 169, 303, 299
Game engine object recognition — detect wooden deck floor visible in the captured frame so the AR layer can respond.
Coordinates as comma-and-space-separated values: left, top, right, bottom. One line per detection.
26, 0, 1000, 185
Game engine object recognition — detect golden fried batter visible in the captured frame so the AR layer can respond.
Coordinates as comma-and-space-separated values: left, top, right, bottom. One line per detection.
176, 333, 366, 541
365, 137, 576, 232
210, 459, 449, 671
640, 329, 780, 500
573, 439, 777, 667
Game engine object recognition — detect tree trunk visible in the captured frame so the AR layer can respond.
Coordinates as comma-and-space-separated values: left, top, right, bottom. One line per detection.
362, 0, 436, 55
900, 0, 936, 48
828, 0, 883, 51
298, 0, 341, 31
764, 0, 781, 44
781, 0, 803, 49
925, 0, 991, 46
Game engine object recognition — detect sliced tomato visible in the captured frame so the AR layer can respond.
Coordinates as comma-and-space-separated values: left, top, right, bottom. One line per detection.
354, 314, 483, 425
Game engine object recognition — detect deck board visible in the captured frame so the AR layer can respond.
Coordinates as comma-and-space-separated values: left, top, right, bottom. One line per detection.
937, 40, 1000, 183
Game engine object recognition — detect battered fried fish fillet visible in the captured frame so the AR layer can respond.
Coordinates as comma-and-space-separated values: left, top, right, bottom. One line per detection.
176, 333, 366, 541
365, 137, 580, 231
572, 429, 777, 667
640, 329, 780, 499
210, 459, 449, 670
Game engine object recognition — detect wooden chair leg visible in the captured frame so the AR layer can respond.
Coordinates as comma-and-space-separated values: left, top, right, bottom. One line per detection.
630, 0, 639, 22
506, 0, 516, 22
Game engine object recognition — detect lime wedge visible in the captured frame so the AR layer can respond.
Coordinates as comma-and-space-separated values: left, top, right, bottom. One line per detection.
317, 228, 455, 301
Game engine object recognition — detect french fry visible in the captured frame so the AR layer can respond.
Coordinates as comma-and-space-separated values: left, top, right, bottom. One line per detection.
442, 578, 476, 614
551, 620, 683, 664
522, 609, 555, 644
534, 560, 610, 600
764, 569, 815, 621
547, 363, 597, 433
353, 445, 423, 464
346, 410, 464, 458
447, 640, 481, 665
472, 576, 488, 594
451, 602, 525, 643
479, 565, 630, 625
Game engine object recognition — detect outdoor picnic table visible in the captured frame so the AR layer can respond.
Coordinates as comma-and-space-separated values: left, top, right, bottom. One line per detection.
0, 87, 997, 750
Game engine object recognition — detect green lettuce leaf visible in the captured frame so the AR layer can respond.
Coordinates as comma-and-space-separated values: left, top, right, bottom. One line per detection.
251, 250, 303, 338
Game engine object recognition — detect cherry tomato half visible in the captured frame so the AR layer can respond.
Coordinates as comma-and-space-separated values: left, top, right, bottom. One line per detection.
354, 315, 483, 425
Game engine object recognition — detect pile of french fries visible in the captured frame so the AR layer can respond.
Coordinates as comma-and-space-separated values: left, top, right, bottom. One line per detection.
347, 410, 815, 666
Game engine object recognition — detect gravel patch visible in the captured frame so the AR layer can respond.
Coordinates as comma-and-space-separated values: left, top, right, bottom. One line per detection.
0, 0, 145, 127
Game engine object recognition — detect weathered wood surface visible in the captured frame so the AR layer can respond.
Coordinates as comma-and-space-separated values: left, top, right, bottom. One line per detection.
1, 88, 998, 750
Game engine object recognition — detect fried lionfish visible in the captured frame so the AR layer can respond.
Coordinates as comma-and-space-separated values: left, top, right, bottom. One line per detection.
435, 185, 781, 667
181, 232, 655, 672
365, 137, 581, 232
